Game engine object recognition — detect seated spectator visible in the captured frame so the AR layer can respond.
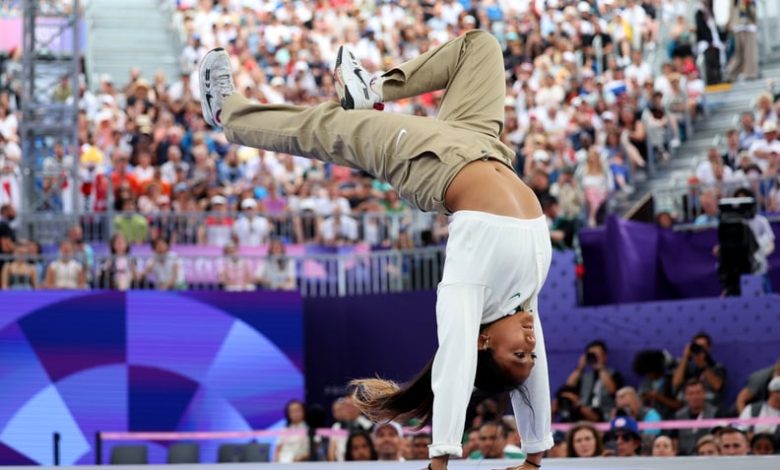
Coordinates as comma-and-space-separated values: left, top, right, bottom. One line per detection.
750, 433, 776, 456
468, 421, 506, 459
141, 237, 183, 291
695, 434, 721, 456
198, 195, 234, 246
409, 433, 431, 461
219, 242, 253, 292
461, 428, 480, 459
633, 349, 682, 418
275, 400, 309, 463
719, 426, 749, 456
651, 435, 676, 457
565, 340, 624, 421
45, 240, 85, 289
542, 196, 575, 250
694, 189, 719, 226
695, 147, 735, 187
255, 239, 296, 291
0, 241, 37, 290
344, 430, 377, 462
736, 359, 780, 415
501, 419, 525, 459
673, 379, 721, 455
748, 121, 780, 172
68, 224, 94, 280
320, 208, 359, 246
566, 422, 604, 458
722, 129, 741, 169
739, 376, 780, 437
672, 332, 726, 407
97, 233, 137, 290
738, 111, 763, 150
608, 416, 642, 457
549, 166, 584, 222
114, 199, 149, 244
614, 387, 663, 437
233, 198, 271, 246
372, 422, 403, 462
545, 431, 567, 458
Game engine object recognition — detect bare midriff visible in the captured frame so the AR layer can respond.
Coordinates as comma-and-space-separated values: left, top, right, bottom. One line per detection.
444, 159, 543, 219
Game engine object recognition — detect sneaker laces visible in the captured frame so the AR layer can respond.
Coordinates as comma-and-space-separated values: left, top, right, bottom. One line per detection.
216, 72, 235, 98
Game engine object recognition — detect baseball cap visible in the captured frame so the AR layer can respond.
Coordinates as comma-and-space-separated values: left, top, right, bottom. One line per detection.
610, 416, 640, 439
210, 195, 227, 206
769, 376, 780, 392
241, 198, 258, 209
533, 149, 551, 162
601, 111, 616, 121
373, 421, 403, 438
762, 120, 777, 134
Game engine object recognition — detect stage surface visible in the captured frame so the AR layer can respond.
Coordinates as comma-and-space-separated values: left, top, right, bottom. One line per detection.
10, 456, 780, 470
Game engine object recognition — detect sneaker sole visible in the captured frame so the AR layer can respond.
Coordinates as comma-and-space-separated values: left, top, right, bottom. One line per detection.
199, 47, 224, 128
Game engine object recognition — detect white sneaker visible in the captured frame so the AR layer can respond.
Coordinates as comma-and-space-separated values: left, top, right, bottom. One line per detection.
199, 48, 236, 128
334, 46, 383, 110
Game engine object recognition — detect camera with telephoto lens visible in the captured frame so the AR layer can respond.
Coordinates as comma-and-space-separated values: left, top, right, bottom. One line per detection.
586, 351, 598, 365
689, 343, 704, 355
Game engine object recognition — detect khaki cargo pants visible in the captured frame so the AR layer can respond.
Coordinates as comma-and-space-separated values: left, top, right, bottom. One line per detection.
222, 30, 515, 214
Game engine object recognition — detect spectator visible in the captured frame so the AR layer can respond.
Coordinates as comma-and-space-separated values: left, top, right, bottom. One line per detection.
695, 147, 735, 187
469, 421, 506, 459
320, 207, 359, 246
608, 416, 642, 457
114, 199, 149, 244
141, 237, 183, 291
576, 149, 612, 228
725, 0, 759, 82
461, 428, 480, 460
553, 385, 595, 423
275, 400, 309, 463
565, 340, 624, 421
45, 240, 85, 289
255, 239, 296, 291
97, 233, 137, 290
613, 387, 663, 437
673, 379, 720, 455
722, 129, 741, 169
68, 224, 94, 282
500, 419, 525, 459
695, 434, 721, 456
565, 422, 604, 458
198, 195, 234, 246
748, 121, 780, 172
651, 435, 676, 457
344, 430, 377, 462
410, 433, 431, 461
372, 422, 403, 462
219, 242, 252, 292
719, 427, 749, 456
694, 189, 719, 226
738, 111, 763, 150
0, 203, 17, 270
736, 359, 780, 415
233, 198, 271, 246
673, 332, 726, 407
733, 187, 775, 293
545, 431, 567, 459
738, 376, 780, 436
750, 433, 776, 456
0, 241, 37, 290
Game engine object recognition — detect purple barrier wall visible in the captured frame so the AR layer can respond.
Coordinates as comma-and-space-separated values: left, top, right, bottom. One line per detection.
580, 216, 780, 305
304, 249, 780, 414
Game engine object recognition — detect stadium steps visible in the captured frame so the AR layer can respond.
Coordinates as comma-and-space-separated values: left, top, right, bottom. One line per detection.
85, 0, 181, 89
620, 51, 780, 221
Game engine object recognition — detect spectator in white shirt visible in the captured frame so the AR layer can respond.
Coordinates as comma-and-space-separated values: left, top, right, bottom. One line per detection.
160, 146, 188, 184
132, 150, 155, 186
625, 50, 652, 86
233, 198, 271, 246
748, 121, 780, 172
738, 376, 780, 435
320, 208, 359, 246
695, 148, 734, 187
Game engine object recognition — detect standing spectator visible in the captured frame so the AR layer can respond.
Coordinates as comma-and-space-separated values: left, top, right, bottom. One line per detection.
219, 242, 253, 292
651, 435, 677, 457
719, 427, 749, 456
372, 422, 403, 462
344, 430, 377, 462
97, 233, 137, 290
565, 422, 604, 458
255, 239, 296, 291
736, 360, 780, 415
672, 332, 727, 407
141, 237, 182, 291
738, 376, 780, 437
726, 0, 759, 82
673, 379, 720, 455
45, 240, 85, 289
565, 340, 624, 421
0, 242, 37, 290
275, 400, 309, 463
232, 198, 271, 246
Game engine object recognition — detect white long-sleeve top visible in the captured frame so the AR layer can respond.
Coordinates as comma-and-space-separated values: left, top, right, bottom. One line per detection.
428, 211, 554, 458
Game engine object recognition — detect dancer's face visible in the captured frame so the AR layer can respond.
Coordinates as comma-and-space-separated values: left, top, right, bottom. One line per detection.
481, 311, 537, 384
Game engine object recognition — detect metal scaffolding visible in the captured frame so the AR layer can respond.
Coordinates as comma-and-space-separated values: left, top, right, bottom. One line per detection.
19, 0, 81, 240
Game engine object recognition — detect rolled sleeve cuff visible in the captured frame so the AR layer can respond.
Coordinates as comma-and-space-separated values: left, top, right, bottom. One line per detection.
428, 443, 462, 458
521, 434, 555, 455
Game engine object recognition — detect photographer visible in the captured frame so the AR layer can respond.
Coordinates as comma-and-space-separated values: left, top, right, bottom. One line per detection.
552, 385, 600, 423
672, 332, 726, 408
565, 340, 624, 421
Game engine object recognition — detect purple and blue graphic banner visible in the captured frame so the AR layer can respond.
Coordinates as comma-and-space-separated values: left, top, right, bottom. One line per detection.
0, 292, 303, 465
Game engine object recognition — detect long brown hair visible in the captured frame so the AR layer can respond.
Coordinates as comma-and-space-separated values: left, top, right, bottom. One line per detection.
566, 422, 604, 458
350, 349, 527, 427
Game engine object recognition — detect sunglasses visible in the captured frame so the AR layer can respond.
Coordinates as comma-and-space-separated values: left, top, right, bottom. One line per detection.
616, 433, 637, 442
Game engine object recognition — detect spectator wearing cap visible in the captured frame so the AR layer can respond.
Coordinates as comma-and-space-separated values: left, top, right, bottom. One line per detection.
695, 434, 720, 456
748, 121, 780, 173
233, 198, 271, 246
672, 379, 721, 455
719, 426, 749, 456
565, 340, 624, 422
739, 376, 780, 438
373, 422, 404, 461
198, 195, 234, 246
608, 416, 641, 457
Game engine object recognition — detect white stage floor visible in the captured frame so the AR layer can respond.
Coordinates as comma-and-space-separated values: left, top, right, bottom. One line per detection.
13, 456, 780, 469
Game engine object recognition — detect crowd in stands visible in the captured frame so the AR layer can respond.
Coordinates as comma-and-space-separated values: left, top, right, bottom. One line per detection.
267, 338, 780, 462
1, 0, 728, 257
